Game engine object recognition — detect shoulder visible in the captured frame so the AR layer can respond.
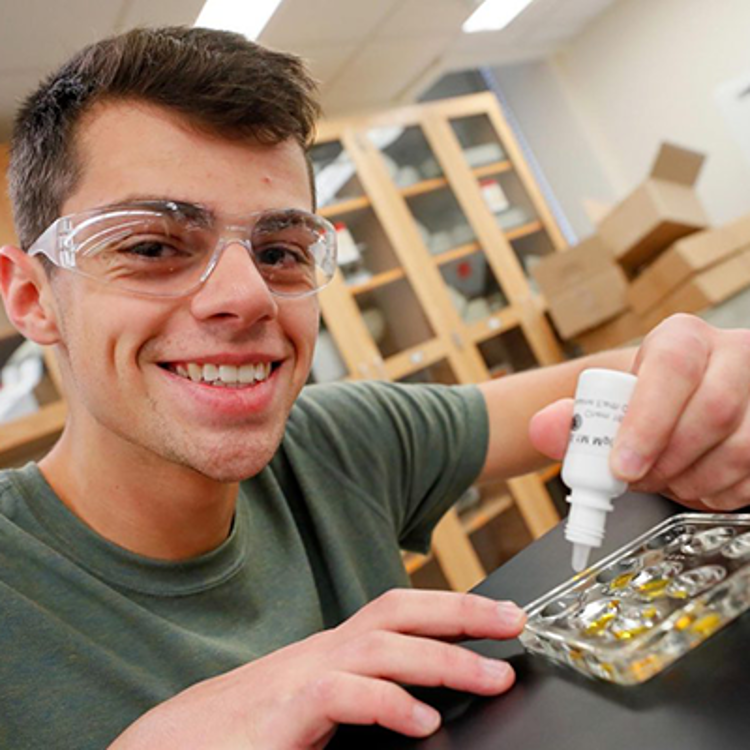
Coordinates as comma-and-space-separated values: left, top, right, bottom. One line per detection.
292, 380, 485, 422
286, 380, 487, 459
0, 466, 31, 520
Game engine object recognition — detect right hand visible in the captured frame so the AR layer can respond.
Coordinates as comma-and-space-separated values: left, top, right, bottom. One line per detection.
110, 588, 526, 749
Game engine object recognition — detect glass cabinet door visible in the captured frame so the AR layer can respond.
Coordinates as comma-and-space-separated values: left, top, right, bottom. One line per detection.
449, 113, 558, 290
312, 137, 446, 381
367, 123, 513, 332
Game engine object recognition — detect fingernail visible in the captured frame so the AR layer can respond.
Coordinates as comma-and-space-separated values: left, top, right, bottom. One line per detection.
497, 602, 526, 628
482, 658, 511, 682
412, 704, 441, 733
612, 446, 647, 481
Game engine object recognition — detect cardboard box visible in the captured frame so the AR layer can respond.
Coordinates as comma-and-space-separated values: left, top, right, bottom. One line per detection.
598, 143, 708, 274
531, 235, 615, 298
574, 311, 646, 354
546, 265, 630, 339
533, 236, 629, 339
627, 213, 750, 314
641, 248, 750, 330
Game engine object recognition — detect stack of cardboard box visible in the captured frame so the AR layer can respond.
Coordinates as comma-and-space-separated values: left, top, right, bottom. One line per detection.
532, 143, 750, 354
530, 235, 628, 341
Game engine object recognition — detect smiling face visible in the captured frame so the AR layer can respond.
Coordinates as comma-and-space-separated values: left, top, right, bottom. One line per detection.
49, 100, 320, 482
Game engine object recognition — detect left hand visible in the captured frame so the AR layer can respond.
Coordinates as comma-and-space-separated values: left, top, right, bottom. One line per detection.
530, 313, 750, 511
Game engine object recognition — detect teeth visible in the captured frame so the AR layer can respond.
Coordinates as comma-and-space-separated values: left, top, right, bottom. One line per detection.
170, 361, 272, 385
219, 365, 238, 384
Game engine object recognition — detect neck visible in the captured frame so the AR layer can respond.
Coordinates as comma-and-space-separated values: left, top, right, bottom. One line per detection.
39, 422, 239, 561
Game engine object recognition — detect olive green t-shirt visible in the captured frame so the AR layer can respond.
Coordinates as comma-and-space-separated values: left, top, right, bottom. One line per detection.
0, 381, 489, 749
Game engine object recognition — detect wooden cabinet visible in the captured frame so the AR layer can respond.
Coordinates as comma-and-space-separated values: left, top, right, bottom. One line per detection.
310, 93, 567, 590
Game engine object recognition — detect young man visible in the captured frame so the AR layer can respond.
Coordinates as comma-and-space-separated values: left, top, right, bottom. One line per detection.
1, 26, 749, 750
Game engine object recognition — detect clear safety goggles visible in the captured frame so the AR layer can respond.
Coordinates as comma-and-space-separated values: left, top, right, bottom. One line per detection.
27, 200, 338, 299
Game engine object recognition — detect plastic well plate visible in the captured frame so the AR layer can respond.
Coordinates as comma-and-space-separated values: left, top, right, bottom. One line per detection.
519, 513, 750, 685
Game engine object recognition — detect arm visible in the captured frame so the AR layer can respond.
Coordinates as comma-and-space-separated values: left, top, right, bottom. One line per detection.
109, 590, 525, 749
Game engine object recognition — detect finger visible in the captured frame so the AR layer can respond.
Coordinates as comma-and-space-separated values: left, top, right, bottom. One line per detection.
642, 329, 750, 485
700, 474, 750, 512
338, 630, 515, 696
346, 589, 526, 641
657, 401, 750, 500
528, 398, 574, 461
285, 672, 442, 744
611, 316, 711, 482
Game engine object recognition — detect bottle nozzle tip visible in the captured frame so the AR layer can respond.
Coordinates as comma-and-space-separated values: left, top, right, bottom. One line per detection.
572, 543, 592, 573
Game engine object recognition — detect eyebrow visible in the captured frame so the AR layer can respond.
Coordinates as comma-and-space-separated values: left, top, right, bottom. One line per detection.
94, 196, 217, 224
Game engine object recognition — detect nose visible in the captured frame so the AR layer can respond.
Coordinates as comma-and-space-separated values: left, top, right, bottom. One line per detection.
190, 240, 279, 325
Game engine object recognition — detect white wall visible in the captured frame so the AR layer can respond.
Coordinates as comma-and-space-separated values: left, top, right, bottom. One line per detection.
493, 60, 617, 241
494, 0, 750, 239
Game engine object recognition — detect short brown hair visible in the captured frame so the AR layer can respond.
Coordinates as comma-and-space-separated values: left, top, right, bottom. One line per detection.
8, 26, 320, 250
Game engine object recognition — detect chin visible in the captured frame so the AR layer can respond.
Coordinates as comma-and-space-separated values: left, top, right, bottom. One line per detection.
178, 441, 279, 483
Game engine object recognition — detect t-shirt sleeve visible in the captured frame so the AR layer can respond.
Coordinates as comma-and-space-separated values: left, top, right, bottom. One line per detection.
286, 381, 490, 553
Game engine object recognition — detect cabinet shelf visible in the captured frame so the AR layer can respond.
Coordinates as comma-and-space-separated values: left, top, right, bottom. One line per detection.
402, 550, 432, 575
466, 307, 521, 344
398, 160, 515, 203
400, 176, 449, 199
538, 462, 562, 483
347, 267, 406, 295
504, 219, 543, 242
473, 160, 513, 179
318, 194, 371, 218
461, 492, 514, 535
434, 241, 482, 267
0, 400, 66, 465
384, 338, 446, 381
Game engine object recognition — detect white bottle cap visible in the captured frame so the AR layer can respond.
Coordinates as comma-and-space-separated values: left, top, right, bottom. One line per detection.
564, 487, 614, 548
571, 543, 592, 573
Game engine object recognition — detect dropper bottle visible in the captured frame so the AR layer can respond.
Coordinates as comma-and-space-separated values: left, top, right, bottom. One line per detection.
562, 368, 638, 572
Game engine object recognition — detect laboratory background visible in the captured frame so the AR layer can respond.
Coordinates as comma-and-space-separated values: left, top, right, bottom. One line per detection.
3, 0, 750, 593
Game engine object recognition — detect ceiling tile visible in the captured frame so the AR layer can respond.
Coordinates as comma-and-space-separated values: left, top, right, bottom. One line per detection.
0, 0, 127, 73
325, 35, 452, 104
377, 0, 472, 38
260, 0, 401, 48
292, 44, 360, 89
118, 0, 205, 30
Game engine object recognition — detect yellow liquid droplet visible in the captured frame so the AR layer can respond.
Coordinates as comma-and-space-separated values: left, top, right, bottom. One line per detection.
609, 572, 635, 590
630, 654, 662, 682
585, 612, 616, 635
636, 578, 670, 598
613, 625, 649, 640
669, 589, 689, 600
674, 614, 693, 631
691, 613, 722, 638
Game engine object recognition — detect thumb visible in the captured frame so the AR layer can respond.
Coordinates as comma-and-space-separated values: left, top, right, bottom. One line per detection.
528, 398, 574, 461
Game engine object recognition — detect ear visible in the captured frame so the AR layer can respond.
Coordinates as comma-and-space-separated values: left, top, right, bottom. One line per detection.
0, 245, 61, 345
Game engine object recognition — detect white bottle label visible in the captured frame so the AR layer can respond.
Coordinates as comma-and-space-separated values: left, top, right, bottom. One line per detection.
568, 395, 628, 457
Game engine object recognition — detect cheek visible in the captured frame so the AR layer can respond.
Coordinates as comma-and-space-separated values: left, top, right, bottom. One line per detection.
56, 285, 166, 384
281, 300, 320, 360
